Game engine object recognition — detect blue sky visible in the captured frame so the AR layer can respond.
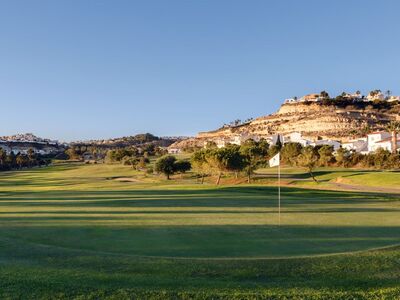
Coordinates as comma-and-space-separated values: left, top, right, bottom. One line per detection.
1, 0, 400, 141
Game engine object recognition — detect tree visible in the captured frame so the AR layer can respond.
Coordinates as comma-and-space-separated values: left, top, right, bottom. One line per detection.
137, 157, 149, 169
27, 148, 36, 167
240, 140, 268, 183
386, 121, 400, 154
373, 148, 391, 169
369, 89, 382, 98
174, 160, 191, 174
296, 146, 319, 182
335, 147, 350, 167
155, 155, 177, 179
320, 91, 329, 99
206, 146, 245, 185
275, 135, 283, 150
280, 142, 302, 166
65, 147, 80, 160
225, 146, 246, 179
6, 152, 16, 169
191, 149, 210, 184
258, 139, 270, 154
0, 149, 6, 170
123, 156, 139, 169
317, 145, 335, 166
15, 154, 28, 169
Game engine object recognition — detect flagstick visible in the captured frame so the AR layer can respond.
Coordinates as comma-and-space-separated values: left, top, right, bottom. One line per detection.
278, 161, 281, 226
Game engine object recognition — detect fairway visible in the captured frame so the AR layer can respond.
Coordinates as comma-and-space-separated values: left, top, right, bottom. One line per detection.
0, 164, 399, 259
1, 163, 400, 299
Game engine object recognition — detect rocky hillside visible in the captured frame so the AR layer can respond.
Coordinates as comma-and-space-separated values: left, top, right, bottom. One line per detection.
171, 101, 400, 149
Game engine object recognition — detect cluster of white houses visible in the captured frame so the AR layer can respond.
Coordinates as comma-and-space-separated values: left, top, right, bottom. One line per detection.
168, 131, 399, 155
0, 144, 61, 155
0, 134, 61, 155
284, 91, 400, 104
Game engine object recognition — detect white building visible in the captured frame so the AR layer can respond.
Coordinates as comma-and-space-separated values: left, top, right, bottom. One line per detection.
342, 138, 368, 153
285, 132, 312, 147
284, 98, 297, 104
213, 133, 258, 148
388, 96, 400, 102
366, 92, 385, 101
367, 131, 391, 153
231, 133, 251, 146
373, 137, 400, 152
270, 134, 286, 145
168, 148, 181, 154
342, 92, 363, 101
299, 93, 321, 102
216, 139, 228, 148
0, 144, 59, 155
312, 140, 341, 151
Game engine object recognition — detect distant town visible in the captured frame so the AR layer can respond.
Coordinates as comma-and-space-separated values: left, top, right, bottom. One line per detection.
284, 89, 400, 104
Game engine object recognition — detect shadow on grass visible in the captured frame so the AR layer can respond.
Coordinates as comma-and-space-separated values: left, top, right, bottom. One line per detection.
0, 186, 398, 208
1, 224, 400, 259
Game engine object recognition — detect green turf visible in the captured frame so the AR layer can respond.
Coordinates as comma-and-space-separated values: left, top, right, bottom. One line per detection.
0, 163, 399, 299
258, 166, 400, 189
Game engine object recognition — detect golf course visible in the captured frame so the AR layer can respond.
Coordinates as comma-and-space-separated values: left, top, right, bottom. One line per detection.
1, 163, 399, 299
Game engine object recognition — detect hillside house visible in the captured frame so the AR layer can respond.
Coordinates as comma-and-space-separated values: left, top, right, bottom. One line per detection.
299, 94, 321, 102
269, 134, 286, 145
342, 138, 368, 153
366, 92, 385, 101
216, 139, 228, 148
231, 133, 253, 145
284, 98, 297, 104
367, 131, 391, 152
342, 92, 363, 101
168, 148, 181, 154
284, 132, 312, 147
388, 96, 400, 102
312, 140, 341, 151
372, 137, 400, 152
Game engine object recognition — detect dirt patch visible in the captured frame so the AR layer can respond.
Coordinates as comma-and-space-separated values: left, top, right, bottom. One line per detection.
335, 176, 345, 183
106, 177, 141, 183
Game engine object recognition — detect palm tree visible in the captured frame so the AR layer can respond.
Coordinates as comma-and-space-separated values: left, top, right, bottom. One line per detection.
386, 121, 400, 154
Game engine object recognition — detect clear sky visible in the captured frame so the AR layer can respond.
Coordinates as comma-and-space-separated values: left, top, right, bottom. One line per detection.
1, 0, 400, 141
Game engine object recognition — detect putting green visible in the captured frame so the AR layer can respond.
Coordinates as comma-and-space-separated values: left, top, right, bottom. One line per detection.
1, 166, 399, 258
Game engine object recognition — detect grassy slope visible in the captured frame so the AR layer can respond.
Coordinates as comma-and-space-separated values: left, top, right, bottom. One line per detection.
0, 163, 399, 299
258, 166, 400, 189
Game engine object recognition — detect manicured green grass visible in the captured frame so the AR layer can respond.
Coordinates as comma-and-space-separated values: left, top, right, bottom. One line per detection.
337, 170, 400, 187
258, 166, 400, 189
0, 163, 399, 299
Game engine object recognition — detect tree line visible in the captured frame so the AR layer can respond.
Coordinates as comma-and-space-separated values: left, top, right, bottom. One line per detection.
154, 139, 400, 183
0, 148, 51, 171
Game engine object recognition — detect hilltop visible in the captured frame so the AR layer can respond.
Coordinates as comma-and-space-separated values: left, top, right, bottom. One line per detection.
171, 100, 400, 150
0, 133, 59, 144
70, 133, 183, 148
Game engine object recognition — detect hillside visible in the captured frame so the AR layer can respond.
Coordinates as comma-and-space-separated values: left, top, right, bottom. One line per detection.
171, 101, 400, 149
71, 133, 180, 148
